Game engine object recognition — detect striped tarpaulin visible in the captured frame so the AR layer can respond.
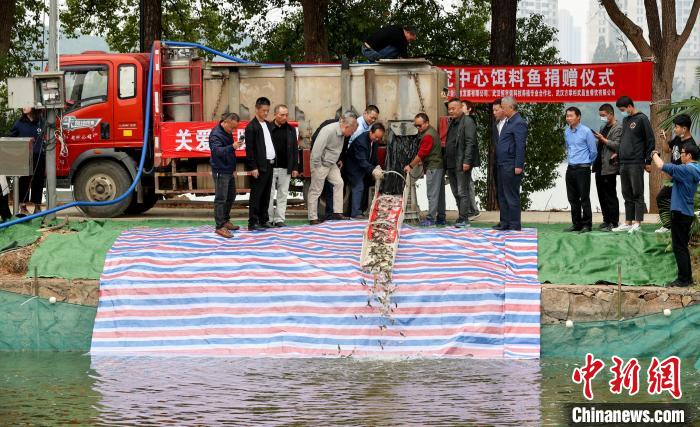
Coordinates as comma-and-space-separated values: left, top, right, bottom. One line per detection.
91, 222, 540, 358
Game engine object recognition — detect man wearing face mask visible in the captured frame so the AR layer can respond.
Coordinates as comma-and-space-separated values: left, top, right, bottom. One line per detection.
592, 104, 622, 231
612, 96, 655, 234
656, 114, 696, 233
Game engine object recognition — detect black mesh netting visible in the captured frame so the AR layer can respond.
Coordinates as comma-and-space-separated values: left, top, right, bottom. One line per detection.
380, 134, 419, 195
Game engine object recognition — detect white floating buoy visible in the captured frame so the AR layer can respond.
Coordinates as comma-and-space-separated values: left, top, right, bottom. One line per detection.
565, 319, 574, 328
49, 297, 57, 304
663, 308, 671, 317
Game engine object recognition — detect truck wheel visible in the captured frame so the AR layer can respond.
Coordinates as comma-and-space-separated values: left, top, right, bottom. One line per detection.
126, 188, 161, 215
73, 161, 133, 218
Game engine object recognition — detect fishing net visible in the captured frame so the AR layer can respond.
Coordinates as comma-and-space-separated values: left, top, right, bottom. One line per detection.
541, 303, 700, 360
380, 122, 419, 195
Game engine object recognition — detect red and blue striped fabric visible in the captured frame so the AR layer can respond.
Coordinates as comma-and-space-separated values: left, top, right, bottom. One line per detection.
91, 222, 540, 358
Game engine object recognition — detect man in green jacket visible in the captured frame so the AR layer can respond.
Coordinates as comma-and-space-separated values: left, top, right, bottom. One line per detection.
404, 113, 446, 226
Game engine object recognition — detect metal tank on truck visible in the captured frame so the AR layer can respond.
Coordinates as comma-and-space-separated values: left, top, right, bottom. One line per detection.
55, 41, 447, 217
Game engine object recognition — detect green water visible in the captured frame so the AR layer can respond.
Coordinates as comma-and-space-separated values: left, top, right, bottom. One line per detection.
0, 354, 697, 425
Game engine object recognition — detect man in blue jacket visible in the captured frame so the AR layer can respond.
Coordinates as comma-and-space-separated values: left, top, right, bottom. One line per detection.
494, 96, 528, 231
209, 113, 242, 238
345, 123, 384, 218
651, 142, 700, 287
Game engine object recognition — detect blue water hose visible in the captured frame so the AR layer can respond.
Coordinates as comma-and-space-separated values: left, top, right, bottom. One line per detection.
0, 46, 156, 230
162, 40, 254, 64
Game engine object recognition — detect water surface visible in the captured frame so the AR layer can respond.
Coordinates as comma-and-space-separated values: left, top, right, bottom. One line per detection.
0, 353, 697, 425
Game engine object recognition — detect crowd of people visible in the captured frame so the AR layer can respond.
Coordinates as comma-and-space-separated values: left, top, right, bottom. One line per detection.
208, 91, 699, 287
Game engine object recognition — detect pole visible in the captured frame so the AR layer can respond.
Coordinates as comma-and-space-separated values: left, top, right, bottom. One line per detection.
45, 0, 58, 222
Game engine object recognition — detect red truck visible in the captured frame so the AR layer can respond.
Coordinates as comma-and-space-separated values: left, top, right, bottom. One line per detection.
56, 41, 446, 217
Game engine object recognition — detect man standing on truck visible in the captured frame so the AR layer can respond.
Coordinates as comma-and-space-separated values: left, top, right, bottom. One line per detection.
268, 104, 300, 228
209, 113, 242, 238
245, 97, 276, 232
308, 112, 358, 224
362, 25, 417, 62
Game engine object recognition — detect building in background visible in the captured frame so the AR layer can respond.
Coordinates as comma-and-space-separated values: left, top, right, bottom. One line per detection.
587, 0, 700, 98
558, 9, 583, 63
518, 0, 559, 30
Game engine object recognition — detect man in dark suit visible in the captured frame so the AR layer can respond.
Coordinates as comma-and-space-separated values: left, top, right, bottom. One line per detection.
345, 123, 385, 218
245, 97, 276, 231
494, 96, 528, 231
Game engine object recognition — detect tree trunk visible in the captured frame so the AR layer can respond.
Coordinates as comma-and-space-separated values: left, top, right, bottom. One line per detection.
0, 0, 16, 65
648, 59, 677, 213
486, 0, 517, 210
299, 0, 329, 62
141, 0, 162, 53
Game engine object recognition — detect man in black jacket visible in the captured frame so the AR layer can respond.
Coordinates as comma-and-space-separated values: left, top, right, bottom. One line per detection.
268, 104, 299, 227
209, 113, 241, 238
245, 97, 276, 231
612, 96, 655, 234
445, 98, 480, 228
362, 25, 417, 62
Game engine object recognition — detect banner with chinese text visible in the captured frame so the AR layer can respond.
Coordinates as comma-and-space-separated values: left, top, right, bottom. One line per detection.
159, 120, 298, 159
439, 62, 653, 103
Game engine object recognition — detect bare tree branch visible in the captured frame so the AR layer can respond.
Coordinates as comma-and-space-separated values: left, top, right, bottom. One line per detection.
660, 0, 677, 39
599, 0, 653, 58
643, 0, 662, 50
678, 0, 700, 46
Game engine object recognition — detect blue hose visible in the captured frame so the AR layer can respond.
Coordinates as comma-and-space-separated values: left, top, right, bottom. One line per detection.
162, 40, 254, 64
0, 46, 156, 230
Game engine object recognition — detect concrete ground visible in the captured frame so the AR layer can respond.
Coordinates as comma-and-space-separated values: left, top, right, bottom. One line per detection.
53, 200, 661, 224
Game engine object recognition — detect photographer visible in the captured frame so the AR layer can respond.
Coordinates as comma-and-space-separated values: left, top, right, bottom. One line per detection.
651, 143, 700, 287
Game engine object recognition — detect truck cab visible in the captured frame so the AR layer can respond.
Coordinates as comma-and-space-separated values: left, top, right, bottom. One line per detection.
58, 52, 152, 217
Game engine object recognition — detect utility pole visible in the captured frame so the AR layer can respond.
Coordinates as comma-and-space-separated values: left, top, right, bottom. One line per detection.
45, 0, 58, 221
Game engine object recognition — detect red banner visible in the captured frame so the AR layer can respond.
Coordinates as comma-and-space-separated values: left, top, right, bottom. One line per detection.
439, 62, 652, 103
159, 120, 298, 159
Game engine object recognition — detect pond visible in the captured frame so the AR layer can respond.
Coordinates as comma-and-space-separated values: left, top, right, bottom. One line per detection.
0, 353, 697, 425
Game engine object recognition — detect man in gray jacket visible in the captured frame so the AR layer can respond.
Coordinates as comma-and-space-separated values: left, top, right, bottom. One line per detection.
445, 98, 480, 227
307, 112, 358, 224
593, 103, 622, 231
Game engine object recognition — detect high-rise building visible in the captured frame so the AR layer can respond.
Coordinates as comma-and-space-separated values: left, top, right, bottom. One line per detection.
518, 0, 559, 30
587, 0, 700, 97
558, 9, 582, 63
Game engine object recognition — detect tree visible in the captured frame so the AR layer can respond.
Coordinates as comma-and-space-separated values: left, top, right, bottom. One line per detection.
141, 0, 162, 53
62, 0, 248, 53
600, 0, 700, 212
299, 0, 329, 62
0, 0, 45, 136
0, 0, 16, 62
245, 0, 490, 64
486, 0, 517, 210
